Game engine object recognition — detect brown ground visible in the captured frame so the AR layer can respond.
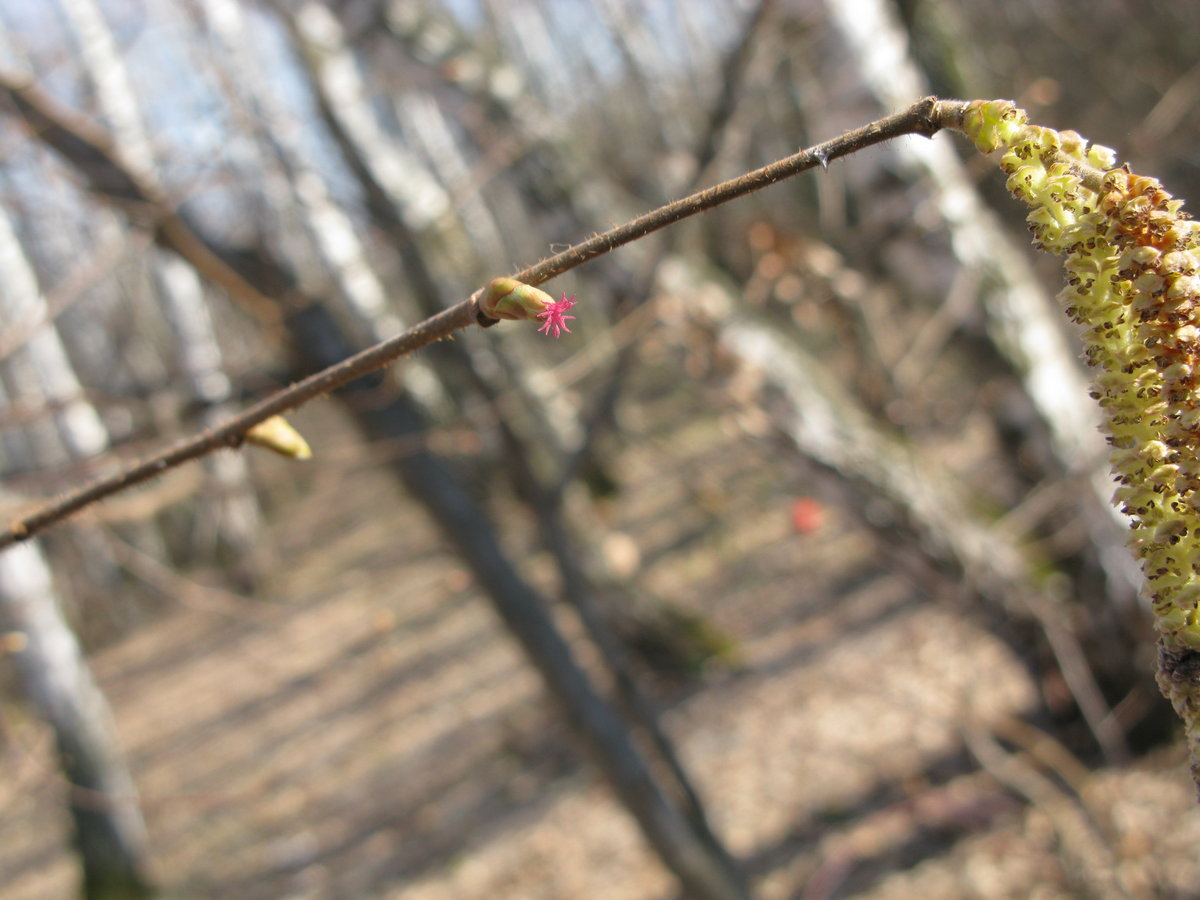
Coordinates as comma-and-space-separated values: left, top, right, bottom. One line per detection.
3, 366, 1200, 899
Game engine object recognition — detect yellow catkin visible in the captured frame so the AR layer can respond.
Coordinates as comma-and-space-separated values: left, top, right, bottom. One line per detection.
962, 100, 1200, 790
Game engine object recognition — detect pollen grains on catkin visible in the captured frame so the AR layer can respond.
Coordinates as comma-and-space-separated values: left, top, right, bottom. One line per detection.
961, 99, 1200, 651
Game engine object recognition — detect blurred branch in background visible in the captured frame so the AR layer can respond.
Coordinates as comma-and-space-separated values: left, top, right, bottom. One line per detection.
0, 76, 943, 548
0, 56, 949, 900
1, 0, 1199, 898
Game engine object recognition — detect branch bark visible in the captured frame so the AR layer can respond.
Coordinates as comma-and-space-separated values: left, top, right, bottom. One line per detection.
0, 79, 957, 548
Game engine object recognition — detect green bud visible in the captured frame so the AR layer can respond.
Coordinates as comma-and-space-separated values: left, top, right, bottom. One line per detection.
245, 415, 312, 459
478, 277, 557, 322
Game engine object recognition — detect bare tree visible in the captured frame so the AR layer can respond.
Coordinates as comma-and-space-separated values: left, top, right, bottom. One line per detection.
4, 0, 1200, 897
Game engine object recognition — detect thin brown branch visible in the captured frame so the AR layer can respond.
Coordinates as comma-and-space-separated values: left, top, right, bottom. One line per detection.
1, 301, 474, 548
0, 92, 960, 549
0, 73, 283, 326
505, 96, 954, 292
552, 0, 778, 498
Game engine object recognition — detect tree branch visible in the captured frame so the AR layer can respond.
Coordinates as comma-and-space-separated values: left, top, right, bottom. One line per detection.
0, 90, 961, 549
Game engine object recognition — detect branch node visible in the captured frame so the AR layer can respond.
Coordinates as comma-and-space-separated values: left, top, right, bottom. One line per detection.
910, 95, 945, 138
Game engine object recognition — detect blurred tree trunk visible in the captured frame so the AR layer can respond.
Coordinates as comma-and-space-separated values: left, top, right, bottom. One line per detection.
0, 64, 751, 896
0, 542, 155, 900
0, 157, 152, 897
704, 269, 1132, 763
157, 256, 263, 574
818, 0, 1152, 744
284, 300, 752, 900
66, 0, 262, 568
282, 8, 744, 873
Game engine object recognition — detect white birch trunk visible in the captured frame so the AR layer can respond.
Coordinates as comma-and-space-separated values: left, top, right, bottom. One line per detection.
659, 256, 1132, 763
0, 540, 153, 899
63, 0, 263, 557
823, 0, 1098, 463
157, 256, 262, 553
401, 90, 507, 264
0, 194, 151, 896
822, 0, 1138, 597
288, 0, 450, 228
204, 0, 457, 412
59, 0, 155, 177
0, 203, 107, 463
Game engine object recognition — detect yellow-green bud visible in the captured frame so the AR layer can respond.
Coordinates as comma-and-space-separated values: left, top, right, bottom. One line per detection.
478, 277, 557, 322
244, 415, 312, 459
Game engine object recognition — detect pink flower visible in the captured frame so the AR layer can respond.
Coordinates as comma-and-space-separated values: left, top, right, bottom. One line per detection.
536, 293, 577, 338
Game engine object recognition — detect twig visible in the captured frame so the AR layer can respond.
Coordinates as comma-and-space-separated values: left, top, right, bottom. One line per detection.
964, 722, 1133, 899
0, 93, 958, 549
509, 96, 953, 290
1, 301, 474, 548
0, 75, 283, 326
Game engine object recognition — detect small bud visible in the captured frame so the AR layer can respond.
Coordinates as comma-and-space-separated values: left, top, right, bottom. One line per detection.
245, 415, 313, 459
1162, 251, 1198, 275
478, 278, 581, 338
478, 277, 558, 322
1141, 440, 1172, 463
1132, 273, 1165, 296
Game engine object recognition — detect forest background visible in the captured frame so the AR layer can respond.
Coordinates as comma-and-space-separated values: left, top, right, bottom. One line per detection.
3, 1, 1200, 898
